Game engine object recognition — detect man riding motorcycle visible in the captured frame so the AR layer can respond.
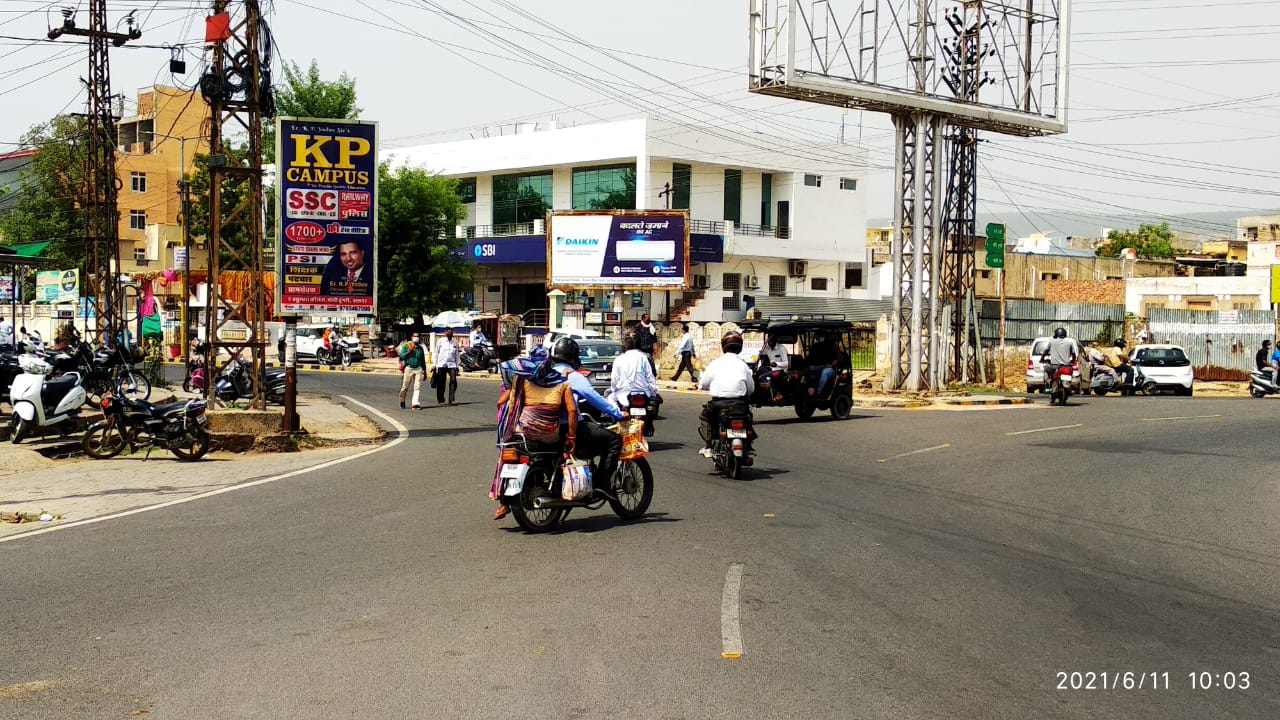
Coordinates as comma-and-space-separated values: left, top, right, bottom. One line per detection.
1040, 328, 1077, 390
698, 331, 755, 458
549, 337, 624, 487
1103, 338, 1135, 394
1257, 340, 1276, 385
608, 332, 658, 412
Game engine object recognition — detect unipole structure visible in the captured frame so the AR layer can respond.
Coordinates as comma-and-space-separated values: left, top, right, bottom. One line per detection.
202, 0, 271, 408
48, 3, 140, 346
748, 0, 1070, 391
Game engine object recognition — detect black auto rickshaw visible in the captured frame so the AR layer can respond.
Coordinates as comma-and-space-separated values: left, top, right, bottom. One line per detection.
747, 316, 855, 420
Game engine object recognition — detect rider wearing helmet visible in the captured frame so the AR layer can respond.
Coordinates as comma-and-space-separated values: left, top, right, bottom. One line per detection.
550, 336, 624, 484
1040, 327, 1078, 393
1102, 337, 1135, 394
698, 331, 756, 458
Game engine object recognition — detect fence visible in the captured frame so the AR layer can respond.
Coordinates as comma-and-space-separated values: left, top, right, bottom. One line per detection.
979, 300, 1125, 347
1147, 308, 1272, 381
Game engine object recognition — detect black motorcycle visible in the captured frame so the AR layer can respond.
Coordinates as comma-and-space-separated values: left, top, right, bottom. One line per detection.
69, 341, 151, 403
701, 402, 756, 480
625, 392, 659, 437
214, 357, 285, 404
82, 393, 210, 461
496, 418, 653, 533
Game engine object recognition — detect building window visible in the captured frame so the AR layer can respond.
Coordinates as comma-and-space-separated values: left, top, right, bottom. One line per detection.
721, 275, 742, 311
839, 177, 857, 191
804, 174, 822, 187
761, 173, 772, 226
722, 273, 741, 291
129, 210, 146, 230
672, 163, 691, 210
980, 270, 992, 279
133, 247, 146, 261
1246, 226, 1259, 241
572, 163, 636, 210
811, 277, 828, 291
130, 172, 146, 193
1106, 275, 1122, 281
768, 274, 786, 297
1039, 272, 1061, 281
723, 169, 741, 224
456, 177, 476, 204
492, 171, 552, 226
1233, 301, 1255, 311
844, 264, 865, 289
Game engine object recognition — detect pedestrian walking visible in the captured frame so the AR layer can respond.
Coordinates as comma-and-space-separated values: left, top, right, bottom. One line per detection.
671, 323, 698, 382
634, 313, 657, 374
398, 333, 427, 409
434, 328, 460, 405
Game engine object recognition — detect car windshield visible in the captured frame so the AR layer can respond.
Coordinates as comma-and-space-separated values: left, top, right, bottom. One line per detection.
579, 342, 621, 360
1135, 348, 1189, 366
1031, 340, 1049, 358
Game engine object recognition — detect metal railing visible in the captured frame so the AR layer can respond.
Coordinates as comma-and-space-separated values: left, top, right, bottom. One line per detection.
688, 219, 790, 238
522, 308, 549, 327
464, 222, 538, 239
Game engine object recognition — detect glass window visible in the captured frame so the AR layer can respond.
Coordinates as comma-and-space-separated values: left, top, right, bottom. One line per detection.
811, 277, 828, 291
768, 274, 786, 297
129, 210, 146, 230
723, 169, 741, 224
492, 171, 553, 226
130, 172, 146, 193
572, 163, 636, 210
672, 163, 691, 210
840, 177, 857, 191
804, 174, 822, 187
456, 177, 476, 204
844, 264, 865, 288
761, 173, 772, 226
722, 272, 741, 290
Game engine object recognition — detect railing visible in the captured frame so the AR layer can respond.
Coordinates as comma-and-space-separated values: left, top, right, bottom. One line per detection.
522, 308, 549, 328
688, 219, 789, 239
465, 222, 537, 239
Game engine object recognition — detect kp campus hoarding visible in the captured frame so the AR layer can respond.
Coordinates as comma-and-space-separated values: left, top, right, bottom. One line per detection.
546, 210, 690, 289
275, 118, 378, 316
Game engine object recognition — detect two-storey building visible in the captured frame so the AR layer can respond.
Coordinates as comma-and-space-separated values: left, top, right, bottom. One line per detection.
393, 117, 870, 323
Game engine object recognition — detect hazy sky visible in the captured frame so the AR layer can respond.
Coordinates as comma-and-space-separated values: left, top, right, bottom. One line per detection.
2, 0, 1278, 238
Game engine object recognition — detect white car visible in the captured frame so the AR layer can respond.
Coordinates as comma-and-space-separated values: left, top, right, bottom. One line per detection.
1025, 336, 1082, 393
545, 327, 606, 345
1131, 344, 1194, 396
278, 325, 363, 361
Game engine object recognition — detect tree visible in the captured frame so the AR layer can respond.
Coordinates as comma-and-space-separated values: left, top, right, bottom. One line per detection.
377, 163, 472, 321
1097, 222, 1176, 260
0, 114, 89, 274
265, 60, 360, 163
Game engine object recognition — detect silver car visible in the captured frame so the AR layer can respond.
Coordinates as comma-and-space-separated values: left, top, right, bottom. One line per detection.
1025, 336, 1082, 393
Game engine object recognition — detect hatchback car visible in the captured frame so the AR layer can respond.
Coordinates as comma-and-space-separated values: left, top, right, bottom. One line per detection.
573, 338, 623, 393
1026, 336, 1082, 393
1131, 344, 1194, 396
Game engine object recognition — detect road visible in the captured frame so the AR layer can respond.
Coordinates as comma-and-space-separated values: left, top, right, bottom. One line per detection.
2, 370, 1276, 719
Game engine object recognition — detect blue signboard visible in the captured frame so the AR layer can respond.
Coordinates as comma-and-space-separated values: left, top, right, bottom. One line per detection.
276, 118, 378, 316
465, 236, 546, 264
690, 233, 724, 264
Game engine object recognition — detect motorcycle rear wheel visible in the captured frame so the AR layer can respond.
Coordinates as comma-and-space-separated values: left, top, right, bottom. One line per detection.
510, 467, 563, 533
341, 350, 352, 368
1051, 379, 1067, 406
83, 420, 126, 459
116, 371, 151, 402
608, 458, 654, 520
171, 426, 210, 462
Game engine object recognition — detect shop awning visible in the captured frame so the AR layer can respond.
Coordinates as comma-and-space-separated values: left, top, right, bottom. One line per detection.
2, 241, 51, 257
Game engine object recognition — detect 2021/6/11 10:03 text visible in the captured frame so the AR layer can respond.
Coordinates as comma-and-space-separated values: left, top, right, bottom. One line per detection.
1056, 672, 1252, 690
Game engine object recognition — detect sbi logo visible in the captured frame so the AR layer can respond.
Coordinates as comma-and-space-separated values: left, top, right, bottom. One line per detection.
474, 246, 483, 257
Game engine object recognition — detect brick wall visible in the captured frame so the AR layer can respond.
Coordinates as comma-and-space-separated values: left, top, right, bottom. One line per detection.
1044, 280, 1126, 305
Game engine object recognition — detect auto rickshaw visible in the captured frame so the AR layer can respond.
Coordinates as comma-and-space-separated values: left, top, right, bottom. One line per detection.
746, 316, 856, 420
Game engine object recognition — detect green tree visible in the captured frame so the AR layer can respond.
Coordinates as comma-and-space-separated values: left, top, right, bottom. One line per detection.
1097, 222, 1177, 259
0, 114, 89, 274
377, 163, 472, 321
265, 60, 360, 163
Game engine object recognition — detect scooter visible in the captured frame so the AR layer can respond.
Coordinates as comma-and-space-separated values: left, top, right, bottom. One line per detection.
1248, 369, 1279, 398
214, 357, 286, 404
459, 344, 497, 373
9, 354, 88, 444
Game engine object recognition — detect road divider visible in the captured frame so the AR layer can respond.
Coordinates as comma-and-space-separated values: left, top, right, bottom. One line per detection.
721, 563, 745, 660
877, 443, 950, 463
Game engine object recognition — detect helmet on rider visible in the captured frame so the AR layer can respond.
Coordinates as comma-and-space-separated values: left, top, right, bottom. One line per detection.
549, 336, 581, 369
1053, 328, 1067, 339
1114, 339, 1127, 349
721, 331, 744, 355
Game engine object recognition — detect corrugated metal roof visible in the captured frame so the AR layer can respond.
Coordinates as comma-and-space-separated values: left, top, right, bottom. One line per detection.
752, 296, 895, 323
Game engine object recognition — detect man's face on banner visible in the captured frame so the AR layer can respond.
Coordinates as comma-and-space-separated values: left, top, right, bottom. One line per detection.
339, 242, 365, 271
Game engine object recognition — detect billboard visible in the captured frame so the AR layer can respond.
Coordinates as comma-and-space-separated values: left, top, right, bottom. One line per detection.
36, 269, 79, 303
0, 277, 13, 303
547, 210, 689, 289
275, 118, 378, 316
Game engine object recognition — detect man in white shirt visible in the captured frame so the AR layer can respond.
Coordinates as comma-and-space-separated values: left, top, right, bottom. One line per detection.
433, 328, 460, 405
0, 317, 12, 347
670, 324, 698, 382
698, 331, 755, 457
757, 336, 790, 402
609, 333, 658, 410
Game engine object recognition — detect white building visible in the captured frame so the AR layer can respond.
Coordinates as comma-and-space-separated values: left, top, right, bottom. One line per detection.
391, 117, 870, 324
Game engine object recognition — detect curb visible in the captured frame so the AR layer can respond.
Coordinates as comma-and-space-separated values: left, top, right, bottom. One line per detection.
935, 397, 1035, 407
162, 360, 400, 375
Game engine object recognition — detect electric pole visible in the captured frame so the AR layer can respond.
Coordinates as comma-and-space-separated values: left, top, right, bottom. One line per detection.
178, 177, 192, 369
48, 3, 140, 347
202, 0, 272, 409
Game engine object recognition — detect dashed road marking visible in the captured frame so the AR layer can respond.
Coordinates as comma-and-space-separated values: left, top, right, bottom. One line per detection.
1140, 414, 1222, 422
721, 563, 745, 660
1006, 424, 1083, 436
877, 443, 951, 463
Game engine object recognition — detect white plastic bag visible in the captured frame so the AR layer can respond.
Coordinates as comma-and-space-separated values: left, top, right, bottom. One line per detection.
560, 457, 593, 501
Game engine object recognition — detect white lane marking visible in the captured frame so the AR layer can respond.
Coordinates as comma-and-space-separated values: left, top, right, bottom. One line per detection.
721, 563, 745, 660
0, 396, 408, 544
1140, 415, 1222, 422
1006, 424, 1083, 437
876, 443, 951, 463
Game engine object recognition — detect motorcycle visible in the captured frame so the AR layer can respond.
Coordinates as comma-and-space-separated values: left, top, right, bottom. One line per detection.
9, 354, 88, 444
214, 357, 286, 404
1248, 368, 1279, 398
496, 417, 654, 533
1088, 365, 1144, 396
625, 392, 659, 437
82, 392, 210, 461
459, 344, 497, 373
317, 341, 354, 368
183, 341, 210, 393
700, 401, 756, 479
69, 341, 151, 402
1047, 364, 1074, 406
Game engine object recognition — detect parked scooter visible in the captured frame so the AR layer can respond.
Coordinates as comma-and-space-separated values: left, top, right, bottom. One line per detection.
9, 354, 88, 443
1248, 369, 1280, 398
213, 357, 286, 404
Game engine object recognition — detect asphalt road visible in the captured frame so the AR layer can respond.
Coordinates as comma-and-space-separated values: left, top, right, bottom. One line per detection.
2, 370, 1276, 719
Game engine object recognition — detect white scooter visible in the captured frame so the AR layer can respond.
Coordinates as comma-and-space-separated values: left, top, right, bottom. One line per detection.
9, 354, 88, 444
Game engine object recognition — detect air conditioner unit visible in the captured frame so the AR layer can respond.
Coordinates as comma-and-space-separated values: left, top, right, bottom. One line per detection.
692, 274, 710, 289
788, 260, 807, 277
744, 275, 760, 289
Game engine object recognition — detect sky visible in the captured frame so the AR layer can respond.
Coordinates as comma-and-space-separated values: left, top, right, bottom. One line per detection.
1, 0, 1278, 240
